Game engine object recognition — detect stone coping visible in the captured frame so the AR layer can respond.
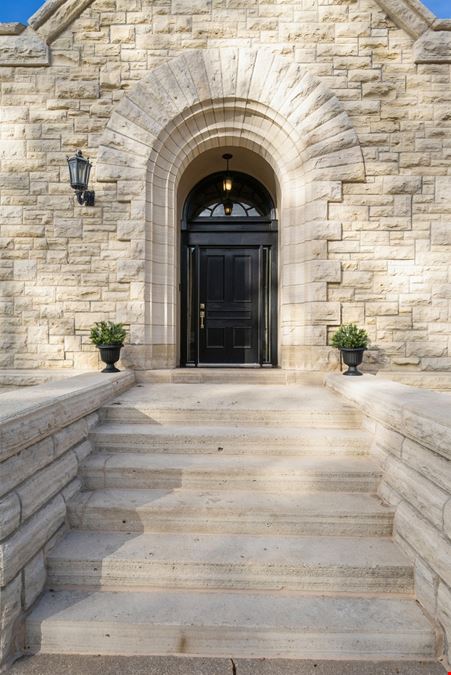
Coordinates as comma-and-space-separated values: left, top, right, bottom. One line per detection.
326, 374, 451, 460
0, 371, 134, 463
0, 369, 91, 386
374, 371, 451, 390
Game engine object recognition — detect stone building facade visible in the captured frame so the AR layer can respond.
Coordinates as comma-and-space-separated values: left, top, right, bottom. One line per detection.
1, 0, 451, 373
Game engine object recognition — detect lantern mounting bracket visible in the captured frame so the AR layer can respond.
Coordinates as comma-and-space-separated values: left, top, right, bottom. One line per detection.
75, 190, 95, 206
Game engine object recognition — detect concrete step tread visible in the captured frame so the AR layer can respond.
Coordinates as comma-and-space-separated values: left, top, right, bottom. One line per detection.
48, 530, 412, 571
106, 383, 357, 412
25, 590, 435, 659
70, 488, 392, 517
68, 488, 394, 537
102, 385, 362, 428
91, 423, 371, 455
82, 453, 381, 475
81, 453, 380, 492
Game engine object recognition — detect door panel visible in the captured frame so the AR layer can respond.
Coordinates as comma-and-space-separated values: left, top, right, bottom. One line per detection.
199, 247, 259, 364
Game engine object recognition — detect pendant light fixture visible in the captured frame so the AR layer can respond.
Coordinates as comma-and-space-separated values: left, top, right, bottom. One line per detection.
222, 153, 233, 216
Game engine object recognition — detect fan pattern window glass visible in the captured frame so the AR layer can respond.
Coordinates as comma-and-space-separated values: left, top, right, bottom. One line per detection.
185, 172, 274, 222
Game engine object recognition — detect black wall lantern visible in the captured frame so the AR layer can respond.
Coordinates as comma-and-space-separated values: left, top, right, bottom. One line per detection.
67, 150, 95, 206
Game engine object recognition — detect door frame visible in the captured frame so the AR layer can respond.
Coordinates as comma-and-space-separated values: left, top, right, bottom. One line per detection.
181, 229, 278, 367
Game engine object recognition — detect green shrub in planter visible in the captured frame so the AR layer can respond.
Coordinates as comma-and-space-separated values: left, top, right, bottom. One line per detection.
90, 321, 127, 373
331, 323, 368, 350
331, 323, 369, 376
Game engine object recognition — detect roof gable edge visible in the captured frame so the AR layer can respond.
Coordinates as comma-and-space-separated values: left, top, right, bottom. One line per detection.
29, 0, 95, 44
17, 0, 447, 47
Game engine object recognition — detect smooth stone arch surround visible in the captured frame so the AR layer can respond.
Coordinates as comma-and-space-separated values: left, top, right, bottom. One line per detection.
96, 48, 365, 371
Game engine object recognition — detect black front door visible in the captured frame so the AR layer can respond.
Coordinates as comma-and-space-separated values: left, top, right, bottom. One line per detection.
180, 169, 278, 367
199, 247, 259, 365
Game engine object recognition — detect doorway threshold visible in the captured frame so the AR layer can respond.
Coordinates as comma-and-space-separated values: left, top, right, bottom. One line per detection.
135, 369, 325, 386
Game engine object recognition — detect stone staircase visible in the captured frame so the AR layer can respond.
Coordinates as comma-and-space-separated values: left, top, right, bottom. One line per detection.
24, 377, 437, 661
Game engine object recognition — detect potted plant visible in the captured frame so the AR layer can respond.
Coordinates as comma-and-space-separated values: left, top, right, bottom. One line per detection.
90, 321, 126, 373
331, 323, 369, 376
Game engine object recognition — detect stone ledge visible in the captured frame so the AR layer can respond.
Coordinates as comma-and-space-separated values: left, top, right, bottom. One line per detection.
0, 28, 49, 66
414, 30, 451, 62
325, 374, 451, 461
0, 371, 135, 463
0, 370, 90, 387
0, 24, 26, 36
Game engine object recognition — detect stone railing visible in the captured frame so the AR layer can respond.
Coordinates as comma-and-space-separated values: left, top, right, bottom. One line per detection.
326, 374, 451, 664
0, 371, 134, 669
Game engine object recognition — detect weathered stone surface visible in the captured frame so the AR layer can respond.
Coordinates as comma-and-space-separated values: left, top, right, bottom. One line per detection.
0, 23, 26, 36
0, 438, 54, 500
0, 493, 21, 541
0, 372, 134, 462
17, 452, 78, 521
53, 419, 87, 458
0, 495, 66, 586
0, 574, 21, 665
23, 552, 46, 610
414, 30, 451, 63
31, 0, 95, 44
0, 29, 49, 66
437, 581, 451, 663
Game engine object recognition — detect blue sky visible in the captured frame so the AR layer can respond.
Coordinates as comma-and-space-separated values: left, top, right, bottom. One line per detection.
0, 0, 449, 22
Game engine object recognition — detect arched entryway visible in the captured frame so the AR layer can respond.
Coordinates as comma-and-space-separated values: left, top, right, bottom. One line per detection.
97, 48, 365, 371
181, 167, 278, 367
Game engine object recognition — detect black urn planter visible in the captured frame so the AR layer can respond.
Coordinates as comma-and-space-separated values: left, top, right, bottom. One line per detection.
98, 344, 123, 373
340, 348, 365, 376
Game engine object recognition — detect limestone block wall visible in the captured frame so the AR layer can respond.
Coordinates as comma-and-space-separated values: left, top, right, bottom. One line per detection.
0, 371, 134, 668
327, 374, 451, 663
0, 0, 450, 371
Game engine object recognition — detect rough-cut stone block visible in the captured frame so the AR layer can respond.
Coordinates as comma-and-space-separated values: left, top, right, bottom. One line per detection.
415, 558, 438, 618
395, 503, 451, 590
0, 438, 54, 500
402, 438, 451, 494
16, 453, 78, 521
0, 493, 21, 541
0, 495, 65, 586
444, 499, 451, 540
0, 23, 26, 36
0, 28, 49, 66
414, 30, 451, 64
0, 573, 21, 666
437, 581, 451, 663
0, 372, 134, 462
431, 223, 451, 246
383, 176, 422, 195
23, 551, 46, 610
53, 419, 87, 458
384, 455, 448, 530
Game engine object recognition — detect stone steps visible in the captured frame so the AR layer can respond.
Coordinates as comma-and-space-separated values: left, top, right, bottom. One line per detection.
90, 423, 372, 456
25, 590, 436, 660
80, 452, 381, 492
24, 381, 437, 663
46, 531, 414, 595
67, 488, 394, 536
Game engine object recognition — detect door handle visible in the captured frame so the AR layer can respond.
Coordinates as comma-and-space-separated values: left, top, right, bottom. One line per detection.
200, 303, 205, 329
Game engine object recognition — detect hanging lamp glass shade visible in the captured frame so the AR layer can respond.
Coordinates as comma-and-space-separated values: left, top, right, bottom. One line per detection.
223, 198, 233, 216
67, 150, 92, 192
222, 153, 233, 194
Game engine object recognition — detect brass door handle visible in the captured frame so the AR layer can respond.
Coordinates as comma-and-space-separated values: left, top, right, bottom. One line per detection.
200, 303, 205, 329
